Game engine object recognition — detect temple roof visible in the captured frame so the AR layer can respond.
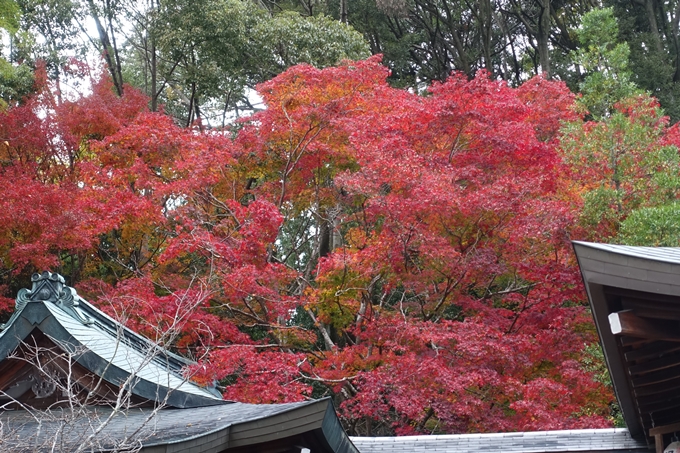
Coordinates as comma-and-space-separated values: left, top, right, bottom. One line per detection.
351, 428, 648, 453
2, 398, 358, 453
573, 241, 680, 446
0, 272, 360, 453
0, 271, 223, 408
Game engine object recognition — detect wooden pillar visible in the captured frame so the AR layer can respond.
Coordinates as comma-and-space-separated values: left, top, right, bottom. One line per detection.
649, 422, 680, 453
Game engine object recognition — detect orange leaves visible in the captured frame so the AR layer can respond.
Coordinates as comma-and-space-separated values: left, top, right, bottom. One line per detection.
246, 62, 608, 432
239, 56, 392, 210
0, 59, 616, 432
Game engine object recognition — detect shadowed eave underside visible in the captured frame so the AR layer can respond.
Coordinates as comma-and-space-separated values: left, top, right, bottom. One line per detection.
573, 241, 680, 445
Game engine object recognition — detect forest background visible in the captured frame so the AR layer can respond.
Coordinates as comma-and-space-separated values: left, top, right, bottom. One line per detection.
1, 0, 680, 437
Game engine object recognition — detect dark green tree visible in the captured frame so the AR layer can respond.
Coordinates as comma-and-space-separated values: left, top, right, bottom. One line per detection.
608, 0, 680, 120
0, 0, 33, 108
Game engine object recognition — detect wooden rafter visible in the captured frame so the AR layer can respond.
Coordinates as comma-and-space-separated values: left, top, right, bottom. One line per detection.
609, 310, 680, 342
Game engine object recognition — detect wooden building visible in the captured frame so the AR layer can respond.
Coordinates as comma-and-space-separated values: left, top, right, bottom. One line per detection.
0, 272, 358, 453
2, 242, 679, 452
573, 242, 680, 453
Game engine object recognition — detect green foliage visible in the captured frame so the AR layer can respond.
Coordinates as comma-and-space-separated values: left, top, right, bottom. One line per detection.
619, 202, 680, 246
148, 0, 252, 121
0, 57, 33, 107
14, 0, 83, 77
252, 12, 370, 81
336, 0, 424, 87
572, 8, 640, 119
581, 342, 611, 387
147, 0, 370, 125
579, 186, 620, 233
0, 0, 33, 108
0, 0, 19, 32
607, 0, 680, 122
581, 342, 624, 427
561, 92, 680, 241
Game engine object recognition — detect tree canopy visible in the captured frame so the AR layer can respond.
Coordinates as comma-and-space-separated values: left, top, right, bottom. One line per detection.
3, 0, 680, 438
5, 53, 676, 434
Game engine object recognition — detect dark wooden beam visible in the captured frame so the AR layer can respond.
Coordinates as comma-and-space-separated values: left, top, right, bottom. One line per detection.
638, 395, 680, 413
620, 336, 655, 348
625, 342, 680, 362
605, 286, 680, 305
632, 365, 680, 387
629, 355, 680, 375
634, 378, 680, 397
621, 297, 680, 321
609, 310, 680, 342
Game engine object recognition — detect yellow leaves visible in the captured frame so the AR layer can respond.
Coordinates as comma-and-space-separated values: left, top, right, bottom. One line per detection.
345, 227, 368, 249
307, 257, 373, 331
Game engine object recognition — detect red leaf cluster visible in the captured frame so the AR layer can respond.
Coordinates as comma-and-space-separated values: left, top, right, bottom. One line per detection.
0, 58, 625, 435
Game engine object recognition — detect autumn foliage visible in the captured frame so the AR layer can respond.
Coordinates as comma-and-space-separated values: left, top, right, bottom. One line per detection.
3, 56, 670, 435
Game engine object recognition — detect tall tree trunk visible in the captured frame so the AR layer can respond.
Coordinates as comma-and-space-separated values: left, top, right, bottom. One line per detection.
150, 0, 159, 111
654, 0, 680, 81
340, 0, 348, 23
479, 0, 493, 74
151, 37, 158, 111
86, 0, 124, 96
643, 0, 663, 53
537, 0, 551, 78
105, 0, 124, 92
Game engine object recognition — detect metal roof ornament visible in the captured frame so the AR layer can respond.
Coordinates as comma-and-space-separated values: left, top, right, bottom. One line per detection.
14, 271, 94, 326
17, 271, 66, 305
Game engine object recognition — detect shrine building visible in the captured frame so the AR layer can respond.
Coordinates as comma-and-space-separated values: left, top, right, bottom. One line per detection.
0, 242, 678, 452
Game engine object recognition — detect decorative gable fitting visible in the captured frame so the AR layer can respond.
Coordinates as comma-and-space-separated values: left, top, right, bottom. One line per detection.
20, 271, 65, 304
0, 271, 225, 409
2, 271, 93, 329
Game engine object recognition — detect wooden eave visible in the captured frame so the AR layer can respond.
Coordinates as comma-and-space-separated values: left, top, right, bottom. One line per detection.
1, 399, 359, 453
573, 242, 680, 446
137, 399, 359, 453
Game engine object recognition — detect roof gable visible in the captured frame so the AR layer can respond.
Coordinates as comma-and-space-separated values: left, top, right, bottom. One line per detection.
573, 241, 680, 447
0, 271, 223, 408
0, 272, 361, 453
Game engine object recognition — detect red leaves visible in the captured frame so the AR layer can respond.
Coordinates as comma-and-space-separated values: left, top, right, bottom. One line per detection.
332, 315, 609, 434
0, 59, 616, 434
271, 62, 609, 433
517, 76, 581, 142
56, 77, 148, 148
195, 346, 311, 403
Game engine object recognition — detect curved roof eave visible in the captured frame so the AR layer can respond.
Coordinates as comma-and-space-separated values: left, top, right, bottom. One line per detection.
573, 241, 680, 440
0, 300, 225, 409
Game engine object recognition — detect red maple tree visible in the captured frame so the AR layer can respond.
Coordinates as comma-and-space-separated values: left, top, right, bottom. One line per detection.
0, 57, 616, 435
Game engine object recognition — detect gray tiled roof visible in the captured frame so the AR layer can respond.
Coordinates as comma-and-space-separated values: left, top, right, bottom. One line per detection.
0, 400, 323, 452
44, 300, 219, 402
350, 429, 650, 453
572, 241, 680, 265
0, 273, 224, 408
